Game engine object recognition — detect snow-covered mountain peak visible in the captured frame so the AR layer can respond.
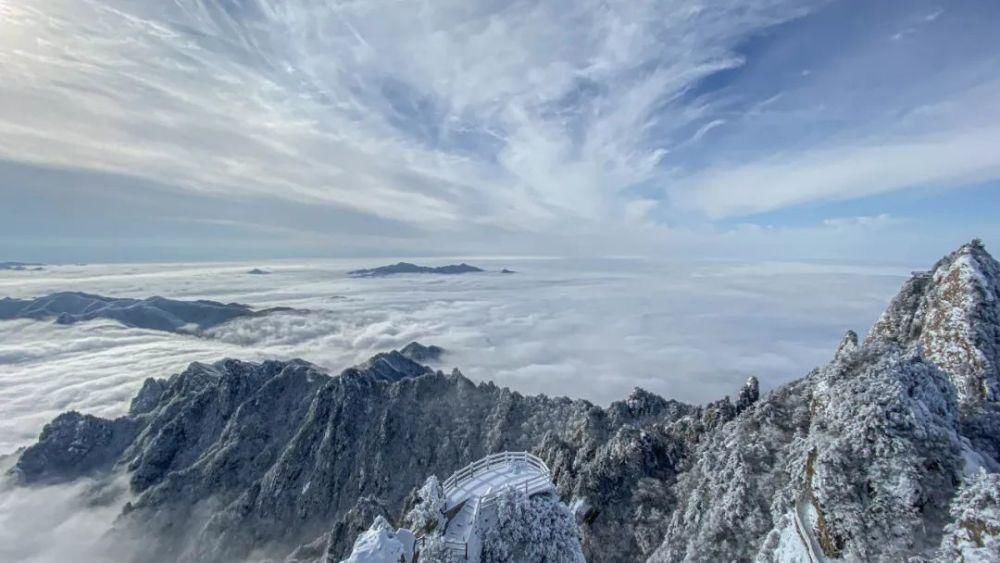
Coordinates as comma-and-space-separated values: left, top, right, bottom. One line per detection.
868, 240, 1000, 405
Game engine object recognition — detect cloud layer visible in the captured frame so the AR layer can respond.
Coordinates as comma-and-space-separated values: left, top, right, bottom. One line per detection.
0, 258, 910, 454
1, 0, 805, 233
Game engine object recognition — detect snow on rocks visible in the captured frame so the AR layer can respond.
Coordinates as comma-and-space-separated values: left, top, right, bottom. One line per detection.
404, 476, 447, 535
867, 239, 1000, 405
339, 516, 415, 563
937, 471, 1000, 562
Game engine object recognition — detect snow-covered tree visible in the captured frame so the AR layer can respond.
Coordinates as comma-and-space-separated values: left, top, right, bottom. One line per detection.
404, 476, 447, 535
938, 471, 1000, 562
480, 488, 585, 563
339, 516, 415, 563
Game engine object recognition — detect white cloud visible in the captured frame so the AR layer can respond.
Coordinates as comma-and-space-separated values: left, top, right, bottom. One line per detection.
0, 470, 132, 563
0, 258, 911, 454
822, 213, 902, 229
679, 125, 1000, 219
0, 0, 819, 239
2, 1, 997, 256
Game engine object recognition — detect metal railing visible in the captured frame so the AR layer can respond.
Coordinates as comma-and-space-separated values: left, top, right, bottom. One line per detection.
442, 451, 550, 494
416, 451, 554, 561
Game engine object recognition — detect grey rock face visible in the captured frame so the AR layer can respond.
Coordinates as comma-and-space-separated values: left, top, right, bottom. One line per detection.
0, 291, 293, 334
130, 378, 167, 415
13, 411, 141, 484
347, 262, 484, 277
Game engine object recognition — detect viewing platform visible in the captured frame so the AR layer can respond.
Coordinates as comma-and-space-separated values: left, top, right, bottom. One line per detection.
433, 451, 556, 561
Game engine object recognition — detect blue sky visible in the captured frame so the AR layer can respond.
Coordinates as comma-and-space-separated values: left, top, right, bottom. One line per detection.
0, 0, 998, 263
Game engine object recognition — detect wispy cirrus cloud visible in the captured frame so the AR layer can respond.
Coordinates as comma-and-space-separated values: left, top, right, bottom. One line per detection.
1, 0, 999, 259
678, 124, 1000, 219
0, 0, 815, 239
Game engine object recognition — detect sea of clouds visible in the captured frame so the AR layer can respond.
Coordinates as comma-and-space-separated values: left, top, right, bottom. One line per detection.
0, 256, 913, 560
0, 257, 913, 455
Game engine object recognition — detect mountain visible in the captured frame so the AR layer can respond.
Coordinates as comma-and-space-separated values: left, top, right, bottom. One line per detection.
867, 239, 1000, 406
0, 291, 293, 334
0, 261, 44, 271
650, 240, 1000, 562
347, 262, 484, 277
10, 343, 698, 562
9, 241, 1000, 562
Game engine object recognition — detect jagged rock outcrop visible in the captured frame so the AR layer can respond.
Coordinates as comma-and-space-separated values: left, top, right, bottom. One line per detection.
398, 342, 445, 363
652, 346, 982, 561
13, 411, 142, 484
333, 515, 415, 563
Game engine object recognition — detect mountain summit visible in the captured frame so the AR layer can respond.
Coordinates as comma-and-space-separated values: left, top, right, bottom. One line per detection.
868, 239, 1000, 405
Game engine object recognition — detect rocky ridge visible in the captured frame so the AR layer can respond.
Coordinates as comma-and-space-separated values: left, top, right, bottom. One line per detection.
347, 262, 484, 277
0, 291, 294, 334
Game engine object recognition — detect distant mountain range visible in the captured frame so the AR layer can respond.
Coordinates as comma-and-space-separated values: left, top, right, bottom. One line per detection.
0, 261, 44, 271
0, 291, 292, 335
348, 262, 485, 277
8, 241, 1000, 562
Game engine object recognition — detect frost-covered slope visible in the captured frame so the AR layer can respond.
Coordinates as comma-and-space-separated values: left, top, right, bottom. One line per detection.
651, 241, 1000, 562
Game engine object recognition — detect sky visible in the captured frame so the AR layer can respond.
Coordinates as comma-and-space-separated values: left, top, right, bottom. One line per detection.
1, 0, 998, 263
